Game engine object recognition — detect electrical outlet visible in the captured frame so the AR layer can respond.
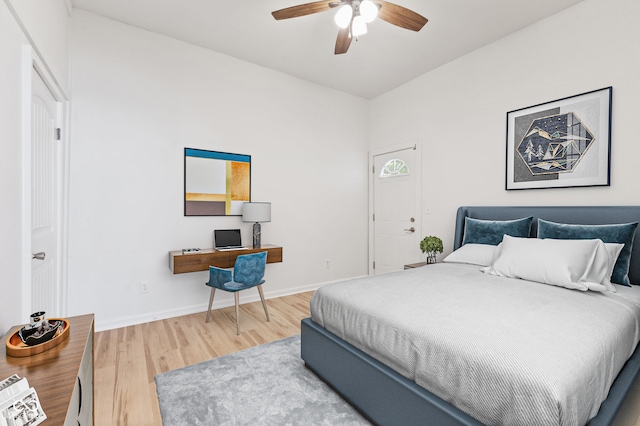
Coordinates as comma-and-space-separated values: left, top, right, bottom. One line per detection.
140, 281, 150, 293
325, 259, 330, 269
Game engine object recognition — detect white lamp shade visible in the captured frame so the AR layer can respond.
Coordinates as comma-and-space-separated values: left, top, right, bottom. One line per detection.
334, 4, 353, 29
242, 202, 271, 223
360, 0, 378, 23
352, 15, 367, 36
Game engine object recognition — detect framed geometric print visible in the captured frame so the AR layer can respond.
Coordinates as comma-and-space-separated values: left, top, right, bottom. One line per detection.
506, 87, 612, 190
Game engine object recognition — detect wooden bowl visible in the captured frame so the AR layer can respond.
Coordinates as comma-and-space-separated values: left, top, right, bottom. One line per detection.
5, 318, 70, 357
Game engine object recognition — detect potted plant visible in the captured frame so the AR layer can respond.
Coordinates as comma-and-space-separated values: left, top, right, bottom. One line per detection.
420, 235, 443, 264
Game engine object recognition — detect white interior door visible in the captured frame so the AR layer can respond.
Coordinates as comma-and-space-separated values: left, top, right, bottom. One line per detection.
373, 147, 421, 274
31, 69, 61, 317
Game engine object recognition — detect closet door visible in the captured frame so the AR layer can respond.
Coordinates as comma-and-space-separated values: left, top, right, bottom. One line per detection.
31, 68, 61, 317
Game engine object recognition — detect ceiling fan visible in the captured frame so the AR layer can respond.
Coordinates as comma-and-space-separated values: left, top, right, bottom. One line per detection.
272, 0, 428, 55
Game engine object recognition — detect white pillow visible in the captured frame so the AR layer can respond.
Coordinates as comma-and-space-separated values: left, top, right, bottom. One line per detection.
604, 243, 624, 286
443, 244, 497, 267
482, 235, 614, 292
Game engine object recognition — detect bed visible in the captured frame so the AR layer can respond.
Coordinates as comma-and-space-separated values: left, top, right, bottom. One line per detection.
301, 206, 640, 426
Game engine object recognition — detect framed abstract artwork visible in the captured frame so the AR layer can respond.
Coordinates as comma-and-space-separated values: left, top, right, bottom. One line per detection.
506, 87, 612, 190
184, 148, 251, 216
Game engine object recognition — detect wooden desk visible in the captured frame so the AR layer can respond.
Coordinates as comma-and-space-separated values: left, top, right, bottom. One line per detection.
169, 244, 283, 274
0, 314, 94, 426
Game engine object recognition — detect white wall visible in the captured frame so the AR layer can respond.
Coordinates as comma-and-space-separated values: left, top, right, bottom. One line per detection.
0, 0, 70, 335
5, 0, 71, 95
370, 0, 640, 255
68, 11, 369, 331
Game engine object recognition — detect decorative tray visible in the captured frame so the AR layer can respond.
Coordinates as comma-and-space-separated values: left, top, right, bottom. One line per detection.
5, 318, 70, 358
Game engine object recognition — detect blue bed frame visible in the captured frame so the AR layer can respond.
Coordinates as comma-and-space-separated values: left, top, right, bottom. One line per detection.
301, 206, 640, 425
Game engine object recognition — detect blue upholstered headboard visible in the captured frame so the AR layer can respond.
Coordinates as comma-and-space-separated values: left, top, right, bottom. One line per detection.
454, 206, 640, 285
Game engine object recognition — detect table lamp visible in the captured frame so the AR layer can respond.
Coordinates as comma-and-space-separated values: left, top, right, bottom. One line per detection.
242, 202, 271, 248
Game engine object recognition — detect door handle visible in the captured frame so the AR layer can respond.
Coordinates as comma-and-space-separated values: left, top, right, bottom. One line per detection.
32, 252, 46, 260
404, 227, 415, 233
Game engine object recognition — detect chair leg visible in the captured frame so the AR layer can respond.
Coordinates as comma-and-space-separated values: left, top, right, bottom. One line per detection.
234, 292, 240, 335
206, 288, 216, 323
258, 285, 270, 322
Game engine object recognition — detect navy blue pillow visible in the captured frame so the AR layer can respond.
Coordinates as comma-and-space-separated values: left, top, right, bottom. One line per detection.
462, 217, 533, 246
537, 219, 638, 286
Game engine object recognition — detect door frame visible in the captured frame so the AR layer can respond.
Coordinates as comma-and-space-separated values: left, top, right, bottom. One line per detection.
368, 140, 423, 275
20, 46, 70, 319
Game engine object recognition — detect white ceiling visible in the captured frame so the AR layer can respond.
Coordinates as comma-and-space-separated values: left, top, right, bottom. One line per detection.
70, 0, 584, 99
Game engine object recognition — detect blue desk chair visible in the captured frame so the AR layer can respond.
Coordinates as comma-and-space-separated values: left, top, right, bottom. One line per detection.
205, 251, 270, 335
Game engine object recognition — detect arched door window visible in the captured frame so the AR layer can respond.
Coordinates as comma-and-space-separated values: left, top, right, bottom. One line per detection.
380, 159, 409, 178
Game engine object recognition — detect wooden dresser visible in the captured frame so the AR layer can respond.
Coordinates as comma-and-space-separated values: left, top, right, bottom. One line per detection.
0, 314, 94, 425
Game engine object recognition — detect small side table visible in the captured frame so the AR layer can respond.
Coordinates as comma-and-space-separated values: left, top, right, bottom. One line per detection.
404, 261, 428, 270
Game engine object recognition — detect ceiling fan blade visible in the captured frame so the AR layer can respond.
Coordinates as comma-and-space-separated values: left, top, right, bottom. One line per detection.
272, 1, 335, 20
376, 1, 428, 31
335, 26, 352, 55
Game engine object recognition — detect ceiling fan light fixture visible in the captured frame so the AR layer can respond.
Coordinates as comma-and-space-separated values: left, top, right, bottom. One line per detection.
359, 0, 378, 23
352, 14, 367, 36
272, 0, 428, 55
334, 4, 353, 29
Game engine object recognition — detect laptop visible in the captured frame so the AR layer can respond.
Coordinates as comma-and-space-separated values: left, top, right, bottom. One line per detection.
214, 229, 247, 251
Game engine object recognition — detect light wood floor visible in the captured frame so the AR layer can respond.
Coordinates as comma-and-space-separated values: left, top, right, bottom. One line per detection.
94, 291, 313, 426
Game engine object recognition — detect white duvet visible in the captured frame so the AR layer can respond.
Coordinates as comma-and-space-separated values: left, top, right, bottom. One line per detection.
310, 263, 640, 426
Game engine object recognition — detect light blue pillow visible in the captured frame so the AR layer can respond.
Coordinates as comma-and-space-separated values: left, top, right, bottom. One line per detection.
462, 216, 533, 246
537, 219, 638, 286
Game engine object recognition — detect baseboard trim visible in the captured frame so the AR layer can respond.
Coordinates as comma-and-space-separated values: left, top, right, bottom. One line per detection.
94, 276, 366, 332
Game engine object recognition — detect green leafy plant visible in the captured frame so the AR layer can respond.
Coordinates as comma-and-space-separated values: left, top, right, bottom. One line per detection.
420, 236, 443, 263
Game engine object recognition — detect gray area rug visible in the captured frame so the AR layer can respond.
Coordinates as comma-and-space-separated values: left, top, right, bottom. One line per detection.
155, 335, 371, 425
